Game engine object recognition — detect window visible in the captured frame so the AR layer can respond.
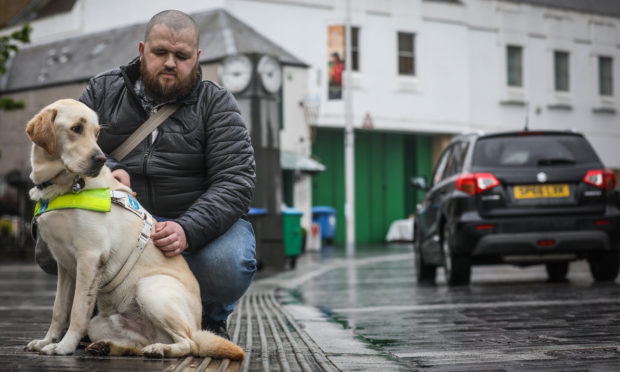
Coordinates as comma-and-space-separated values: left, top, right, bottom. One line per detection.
599, 56, 613, 96
506, 45, 523, 87
432, 147, 451, 186
351, 26, 359, 72
473, 135, 599, 168
554, 51, 569, 92
444, 142, 469, 179
398, 32, 415, 76
283, 171, 294, 206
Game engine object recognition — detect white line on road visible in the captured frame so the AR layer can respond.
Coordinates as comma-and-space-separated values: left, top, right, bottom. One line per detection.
332, 297, 620, 314
263, 253, 413, 289
397, 344, 620, 363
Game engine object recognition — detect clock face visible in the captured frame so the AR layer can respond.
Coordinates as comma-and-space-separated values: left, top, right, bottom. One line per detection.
218, 54, 253, 93
257, 55, 282, 94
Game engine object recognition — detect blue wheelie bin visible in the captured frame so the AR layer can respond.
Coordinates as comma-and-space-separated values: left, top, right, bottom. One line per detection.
311, 206, 337, 244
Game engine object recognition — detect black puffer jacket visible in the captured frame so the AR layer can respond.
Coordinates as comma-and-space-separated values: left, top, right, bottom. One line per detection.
79, 57, 256, 251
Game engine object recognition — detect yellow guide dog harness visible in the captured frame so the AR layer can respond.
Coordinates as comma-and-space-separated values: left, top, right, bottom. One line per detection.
34, 188, 154, 293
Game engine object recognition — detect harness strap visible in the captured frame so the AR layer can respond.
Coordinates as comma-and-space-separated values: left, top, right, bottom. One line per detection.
33, 188, 154, 294
100, 190, 154, 293
34, 188, 111, 216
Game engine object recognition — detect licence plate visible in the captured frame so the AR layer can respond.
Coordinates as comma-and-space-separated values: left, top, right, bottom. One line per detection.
513, 184, 570, 199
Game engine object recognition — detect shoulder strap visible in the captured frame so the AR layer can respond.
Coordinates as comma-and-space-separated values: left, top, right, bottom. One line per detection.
110, 103, 180, 161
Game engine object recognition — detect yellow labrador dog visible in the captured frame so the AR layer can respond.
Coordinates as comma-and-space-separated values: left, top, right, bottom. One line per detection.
24, 99, 244, 360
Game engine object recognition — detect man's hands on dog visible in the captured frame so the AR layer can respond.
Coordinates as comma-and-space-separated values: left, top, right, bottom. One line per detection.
152, 221, 188, 256
112, 169, 187, 256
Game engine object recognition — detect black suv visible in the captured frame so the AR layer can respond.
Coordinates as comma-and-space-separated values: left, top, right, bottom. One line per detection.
411, 131, 620, 286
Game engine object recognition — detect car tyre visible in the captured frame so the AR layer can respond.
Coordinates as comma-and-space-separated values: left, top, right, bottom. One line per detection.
414, 234, 436, 285
545, 262, 569, 282
442, 227, 471, 286
588, 250, 620, 282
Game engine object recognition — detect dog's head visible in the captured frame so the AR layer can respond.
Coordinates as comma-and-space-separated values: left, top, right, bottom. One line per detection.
26, 99, 106, 178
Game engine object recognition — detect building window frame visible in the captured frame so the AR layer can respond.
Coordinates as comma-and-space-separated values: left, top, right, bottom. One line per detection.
506, 45, 523, 88
351, 26, 360, 72
554, 50, 570, 92
397, 31, 415, 77
599, 56, 614, 97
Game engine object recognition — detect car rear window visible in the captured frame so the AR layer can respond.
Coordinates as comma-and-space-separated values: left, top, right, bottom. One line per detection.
473, 134, 600, 167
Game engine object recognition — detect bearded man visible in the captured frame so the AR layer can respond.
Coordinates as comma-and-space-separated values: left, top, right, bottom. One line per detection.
77, 9, 257, 338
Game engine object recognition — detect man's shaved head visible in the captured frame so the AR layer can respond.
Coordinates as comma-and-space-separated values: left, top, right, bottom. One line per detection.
145, 10, 199, 48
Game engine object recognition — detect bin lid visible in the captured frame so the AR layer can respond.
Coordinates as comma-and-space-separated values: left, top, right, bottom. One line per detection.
311, 206, 336, 214
248, 207, 268, 216
282, 207, 303, 216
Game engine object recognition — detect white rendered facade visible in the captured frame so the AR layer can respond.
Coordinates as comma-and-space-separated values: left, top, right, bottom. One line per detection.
10, 0, 620, 167
2, 0, 619, 233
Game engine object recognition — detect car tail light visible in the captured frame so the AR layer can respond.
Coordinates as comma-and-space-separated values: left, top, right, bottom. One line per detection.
476, 224, 495, 230
537, 239, 555, 247
583, 169, 617, 191
456, 173, 500, 195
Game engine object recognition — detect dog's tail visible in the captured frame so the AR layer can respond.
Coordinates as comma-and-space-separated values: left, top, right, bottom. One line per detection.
191, 330, 245, 361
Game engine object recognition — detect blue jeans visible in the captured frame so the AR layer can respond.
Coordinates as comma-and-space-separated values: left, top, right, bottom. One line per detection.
158, 218, 257, 322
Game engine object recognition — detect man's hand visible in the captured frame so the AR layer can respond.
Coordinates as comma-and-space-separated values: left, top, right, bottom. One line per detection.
111, 169, 136, 196
111, 169, 132, 188
151, 221, 188, 257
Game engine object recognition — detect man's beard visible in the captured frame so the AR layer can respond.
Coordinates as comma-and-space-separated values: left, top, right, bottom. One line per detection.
141, 59, 198, 103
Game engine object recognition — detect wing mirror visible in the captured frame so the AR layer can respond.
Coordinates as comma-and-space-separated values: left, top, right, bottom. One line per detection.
410, 176, 429, 191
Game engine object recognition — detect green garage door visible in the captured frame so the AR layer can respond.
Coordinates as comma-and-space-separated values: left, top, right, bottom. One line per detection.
312, 129, 431, 244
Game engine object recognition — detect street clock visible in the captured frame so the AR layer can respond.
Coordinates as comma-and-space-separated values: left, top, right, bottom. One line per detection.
218, 54, 282, 95
257, 55, 282, 94
218, 54, 253, 93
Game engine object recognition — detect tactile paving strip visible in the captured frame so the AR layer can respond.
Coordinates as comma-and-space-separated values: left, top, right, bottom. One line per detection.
165, 284, 338, 372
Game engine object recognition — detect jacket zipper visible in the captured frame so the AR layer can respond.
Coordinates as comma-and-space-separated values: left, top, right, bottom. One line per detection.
143, 131, 160, 212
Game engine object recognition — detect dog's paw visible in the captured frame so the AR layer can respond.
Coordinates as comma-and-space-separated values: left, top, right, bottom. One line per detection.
25, 339, 52, 352
86, 341, 110, 356
39, 342, 74, 356
142, 343, 165, 358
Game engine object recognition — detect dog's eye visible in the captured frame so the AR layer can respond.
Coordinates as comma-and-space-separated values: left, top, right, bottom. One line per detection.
71, 125, 83, 134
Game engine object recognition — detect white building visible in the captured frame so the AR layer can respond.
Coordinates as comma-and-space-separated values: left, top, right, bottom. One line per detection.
1, 0, 619, 244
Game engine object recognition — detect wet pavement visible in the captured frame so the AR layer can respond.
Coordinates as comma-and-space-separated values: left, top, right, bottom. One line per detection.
279, 243, 620, 371
2, 243, 620, 371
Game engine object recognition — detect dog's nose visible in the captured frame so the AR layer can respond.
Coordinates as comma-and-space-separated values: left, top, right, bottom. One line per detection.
92, 152, 106, 167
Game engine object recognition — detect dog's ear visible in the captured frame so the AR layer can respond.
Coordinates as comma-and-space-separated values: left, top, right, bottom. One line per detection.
26, 108, 58, 155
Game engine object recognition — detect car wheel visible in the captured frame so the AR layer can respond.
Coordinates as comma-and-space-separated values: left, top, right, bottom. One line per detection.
588, 250, 620, 282
442, 227, 471, 286
414, 234, 436, 284
545, 262, 569, 282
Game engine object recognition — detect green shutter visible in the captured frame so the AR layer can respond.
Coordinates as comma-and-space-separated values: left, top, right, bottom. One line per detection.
312, 129, 432, 244
312, 129, 346, 243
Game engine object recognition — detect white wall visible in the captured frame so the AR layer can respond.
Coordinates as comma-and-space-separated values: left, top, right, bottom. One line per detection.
224, 0, 620, 168
281, 65, 313, 227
